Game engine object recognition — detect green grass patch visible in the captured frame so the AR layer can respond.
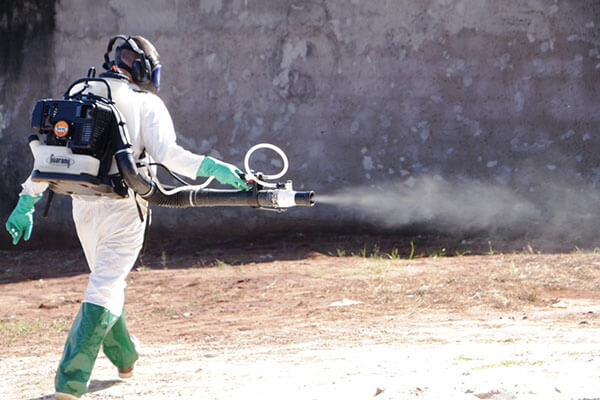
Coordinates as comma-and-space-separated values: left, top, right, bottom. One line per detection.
214, 259, 231, 268
308, 267, 328, 279
567, 351, 591, 360
454, 354, 483, 362
0, 318, 69, 345
427, 247, 447, 258
388, 247, 400, 260
408, 240, 416, 260
474, 359, 544, 370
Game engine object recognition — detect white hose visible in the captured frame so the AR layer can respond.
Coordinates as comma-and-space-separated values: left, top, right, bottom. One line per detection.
243, 143, 289, 188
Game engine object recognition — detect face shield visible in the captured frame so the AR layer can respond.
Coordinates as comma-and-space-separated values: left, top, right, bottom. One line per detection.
151, 63, 161, 92
136, 59, 161, 94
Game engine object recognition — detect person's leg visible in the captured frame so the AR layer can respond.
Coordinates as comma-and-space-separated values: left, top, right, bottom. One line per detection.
71, 198, 98, 271
83, 199, 146, 317
55, 198, 145, 397
84, 199, 145, 375
102, 309, 139, 375
54, 199, 105, 397
54, 302, 118, 397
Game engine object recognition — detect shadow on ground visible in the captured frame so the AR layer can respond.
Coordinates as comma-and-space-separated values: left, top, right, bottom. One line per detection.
26, 380, 121, 400
2, 230, 595, 284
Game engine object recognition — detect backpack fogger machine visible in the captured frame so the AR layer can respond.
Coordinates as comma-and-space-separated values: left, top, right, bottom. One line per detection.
28, 71, 315, 211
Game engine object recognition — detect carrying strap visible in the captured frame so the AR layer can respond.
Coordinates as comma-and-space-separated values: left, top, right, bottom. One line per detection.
42, 190, 54, 218
134, 200, 152, 268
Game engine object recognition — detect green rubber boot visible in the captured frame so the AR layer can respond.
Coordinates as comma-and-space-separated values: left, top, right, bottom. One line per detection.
102, 310, 139, 376
55, 302, 118, 397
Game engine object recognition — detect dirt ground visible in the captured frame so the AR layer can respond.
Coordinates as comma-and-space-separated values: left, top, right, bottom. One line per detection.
1, 234, 599, 399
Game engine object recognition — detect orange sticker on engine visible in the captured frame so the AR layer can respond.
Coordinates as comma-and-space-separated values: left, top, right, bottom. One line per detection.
54, 120, 69, 137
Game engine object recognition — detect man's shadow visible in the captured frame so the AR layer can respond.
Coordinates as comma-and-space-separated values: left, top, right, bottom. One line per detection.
28, 379, 122, 400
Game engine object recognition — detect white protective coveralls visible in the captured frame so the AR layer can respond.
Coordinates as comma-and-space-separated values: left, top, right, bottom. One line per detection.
21, 76, 205, 316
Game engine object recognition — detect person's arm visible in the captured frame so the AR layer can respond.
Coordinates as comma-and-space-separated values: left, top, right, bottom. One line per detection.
140, 95, 248, 189
140, 95, 204, 179
5, 175, 47, 245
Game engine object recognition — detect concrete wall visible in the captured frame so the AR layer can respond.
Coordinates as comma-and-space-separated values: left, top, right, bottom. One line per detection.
1, 0, 599, 247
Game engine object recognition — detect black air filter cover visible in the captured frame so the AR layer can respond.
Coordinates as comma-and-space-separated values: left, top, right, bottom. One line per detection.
31, 98, 113, 158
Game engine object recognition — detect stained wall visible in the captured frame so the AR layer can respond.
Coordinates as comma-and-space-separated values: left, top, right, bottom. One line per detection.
1, 1, 599, 247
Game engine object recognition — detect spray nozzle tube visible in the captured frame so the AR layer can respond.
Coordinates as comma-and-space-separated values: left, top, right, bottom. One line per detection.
114, 122, 315, 211
189, 183, 315, 210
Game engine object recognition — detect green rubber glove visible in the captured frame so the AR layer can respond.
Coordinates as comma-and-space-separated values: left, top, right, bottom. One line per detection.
5, 194, 43, 245
197, 156, 250, 190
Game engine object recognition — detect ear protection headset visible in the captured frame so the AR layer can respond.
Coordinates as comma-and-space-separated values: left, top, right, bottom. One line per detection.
103, 35, 162, 91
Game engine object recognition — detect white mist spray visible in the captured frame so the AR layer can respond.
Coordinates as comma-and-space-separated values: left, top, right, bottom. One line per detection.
317, 176, 542, 233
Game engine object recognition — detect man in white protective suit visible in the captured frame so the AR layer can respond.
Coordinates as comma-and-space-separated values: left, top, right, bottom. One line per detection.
5, 35, 249, 399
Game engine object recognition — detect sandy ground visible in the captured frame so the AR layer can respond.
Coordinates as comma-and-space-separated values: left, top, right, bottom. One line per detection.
1, 236, 599, 399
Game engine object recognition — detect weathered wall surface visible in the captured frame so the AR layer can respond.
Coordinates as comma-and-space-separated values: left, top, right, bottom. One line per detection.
1, 0, 599, 247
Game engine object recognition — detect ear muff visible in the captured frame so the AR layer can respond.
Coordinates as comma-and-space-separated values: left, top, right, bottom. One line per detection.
103, 35, 153, 83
